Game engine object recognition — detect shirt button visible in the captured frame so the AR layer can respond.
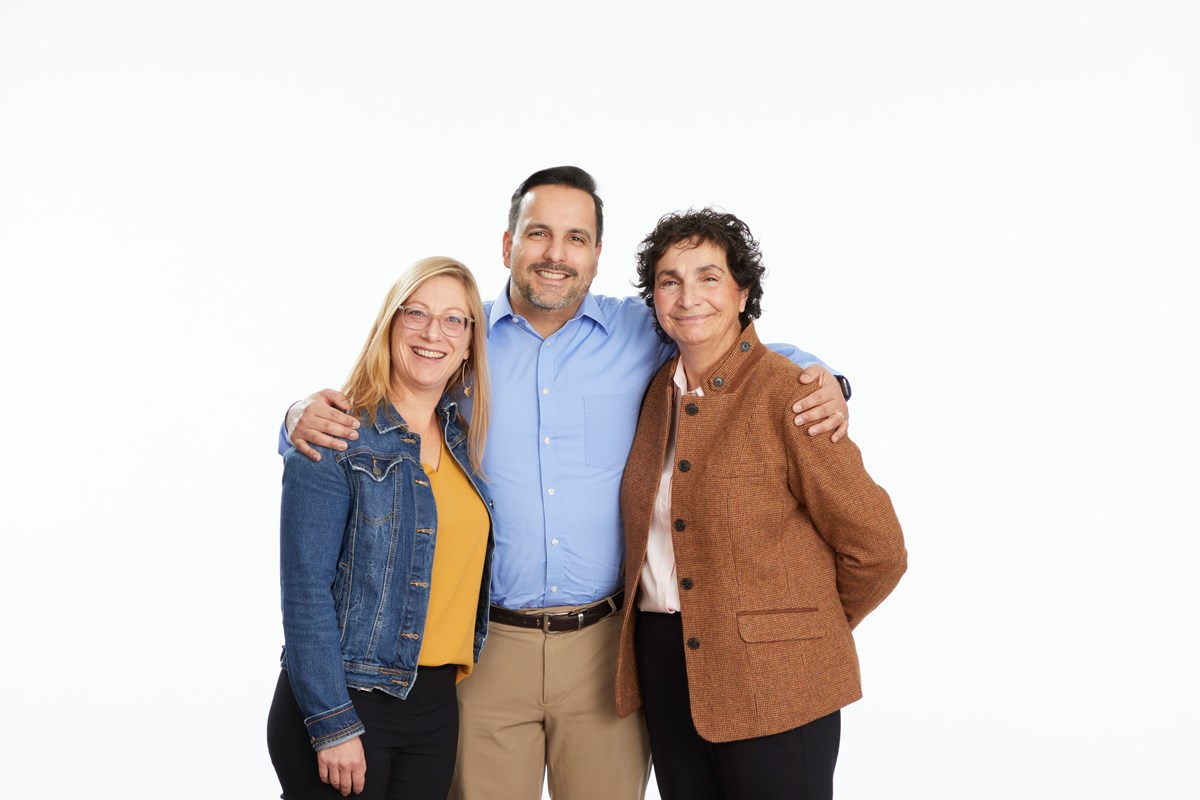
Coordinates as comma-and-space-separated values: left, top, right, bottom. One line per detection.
680, 578, 694, 590
551, 538, 559, 546
542, 387, 550, 395
712, 377, 725, 388
674, 519, 686, 532
548, 488, 556, 496
544, 437, 551, 445
550, 586, 558, 593
687, 637, 700, 650
678, 460, 691, 472
685, 403, 699, 416
740, 341, 751, 352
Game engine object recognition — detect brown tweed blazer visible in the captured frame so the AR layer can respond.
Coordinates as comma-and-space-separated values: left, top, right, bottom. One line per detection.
614, 323, 907, 743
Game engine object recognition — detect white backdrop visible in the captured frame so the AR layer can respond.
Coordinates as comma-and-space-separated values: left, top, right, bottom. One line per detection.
1, 2, 1197, 798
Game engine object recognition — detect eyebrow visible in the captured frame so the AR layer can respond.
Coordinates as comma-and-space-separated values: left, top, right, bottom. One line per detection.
656, 263, 725, 277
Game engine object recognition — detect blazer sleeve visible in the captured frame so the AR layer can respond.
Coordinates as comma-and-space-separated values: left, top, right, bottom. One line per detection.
783, 388, 907, 629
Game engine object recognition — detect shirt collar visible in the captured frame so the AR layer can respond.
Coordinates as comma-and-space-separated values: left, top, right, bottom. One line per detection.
487, 280, 611, 336
672, 358, 705, 397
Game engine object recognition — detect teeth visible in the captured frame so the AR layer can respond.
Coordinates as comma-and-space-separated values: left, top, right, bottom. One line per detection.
535, 270, 568, 281
413, 348, 446, 359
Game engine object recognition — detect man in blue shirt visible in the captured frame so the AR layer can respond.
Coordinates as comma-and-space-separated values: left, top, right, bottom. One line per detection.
286, 167, 850, 800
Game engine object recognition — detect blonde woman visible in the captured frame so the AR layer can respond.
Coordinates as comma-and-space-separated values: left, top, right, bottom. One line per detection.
267, 257, 494, 799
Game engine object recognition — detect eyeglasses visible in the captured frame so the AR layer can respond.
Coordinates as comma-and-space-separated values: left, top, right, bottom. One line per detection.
397, 305, 474, 337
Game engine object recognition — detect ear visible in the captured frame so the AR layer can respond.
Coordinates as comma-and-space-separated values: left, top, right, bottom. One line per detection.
502, 231, 514, 270
739, 285, 750, 313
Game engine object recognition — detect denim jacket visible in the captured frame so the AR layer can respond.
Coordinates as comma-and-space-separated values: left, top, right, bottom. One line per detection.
278, 397, 494, 750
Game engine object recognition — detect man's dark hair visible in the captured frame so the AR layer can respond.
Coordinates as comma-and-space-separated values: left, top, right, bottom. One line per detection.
507, 166, 604, 243
634, 208, 766, 343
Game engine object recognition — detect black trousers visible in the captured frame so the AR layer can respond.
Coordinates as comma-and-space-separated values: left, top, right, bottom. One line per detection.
266, 667, 458, 800
635, 611, 841, 800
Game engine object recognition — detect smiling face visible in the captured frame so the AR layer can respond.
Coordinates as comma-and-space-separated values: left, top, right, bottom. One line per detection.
503, 184, 602, 324
389, 274, 472, 400
653, 238, 750, 357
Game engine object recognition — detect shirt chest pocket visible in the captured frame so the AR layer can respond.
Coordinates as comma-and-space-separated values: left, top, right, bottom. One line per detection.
345, 451, 407, 525
584, 392, 643, 471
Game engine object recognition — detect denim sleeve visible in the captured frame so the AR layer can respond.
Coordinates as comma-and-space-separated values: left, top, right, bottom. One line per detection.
278, 420, 290, 457
279, 447, 365, 750
765, 342, 840, 377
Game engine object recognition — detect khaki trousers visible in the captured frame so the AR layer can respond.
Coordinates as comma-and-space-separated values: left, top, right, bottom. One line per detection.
449, 609, 651, 800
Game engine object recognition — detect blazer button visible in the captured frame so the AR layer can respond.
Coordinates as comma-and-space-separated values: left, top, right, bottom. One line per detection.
674, 519, 686, 532
712, 377, 725, 388
739, 341, 751, 352
678, 460, 691, 472
685, 403, 699, 416
680, 578, 694, 590
687, 637, 700, 650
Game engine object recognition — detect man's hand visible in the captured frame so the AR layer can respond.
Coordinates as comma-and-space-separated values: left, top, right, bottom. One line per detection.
793, 366, 849, 442
287, 389, 360, 462
317, 736, 367, 796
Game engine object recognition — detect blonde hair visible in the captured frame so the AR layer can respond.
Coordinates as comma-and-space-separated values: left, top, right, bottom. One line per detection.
342, 256, 491, 476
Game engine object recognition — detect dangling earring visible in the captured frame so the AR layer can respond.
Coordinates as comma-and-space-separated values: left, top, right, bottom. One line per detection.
461, 359, 473, 398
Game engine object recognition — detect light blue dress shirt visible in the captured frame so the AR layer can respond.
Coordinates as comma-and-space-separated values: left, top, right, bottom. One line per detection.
467, 285, 826, 610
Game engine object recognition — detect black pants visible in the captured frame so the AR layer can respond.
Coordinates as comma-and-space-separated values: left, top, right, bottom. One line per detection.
635, 611, 841, 800
266, 667, 458, 800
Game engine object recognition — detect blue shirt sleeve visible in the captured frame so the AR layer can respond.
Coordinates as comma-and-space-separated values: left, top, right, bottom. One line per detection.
765, 342, 840, 377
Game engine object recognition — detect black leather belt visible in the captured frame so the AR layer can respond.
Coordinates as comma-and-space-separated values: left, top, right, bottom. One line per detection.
489, 590, 624, 632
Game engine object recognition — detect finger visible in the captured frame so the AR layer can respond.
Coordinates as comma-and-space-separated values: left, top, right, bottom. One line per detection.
353, 763, 367, 794
319, 388, 353, 412
295, 429, 351, 453
313, 403, 361, 431
807, 410, 848, 441
797, 364, 827, 386
295, 439, 322, 463
319, 760, 331, 785
307, 413, 360, 441
330, 765, 349, 797
792, 395, 839, 425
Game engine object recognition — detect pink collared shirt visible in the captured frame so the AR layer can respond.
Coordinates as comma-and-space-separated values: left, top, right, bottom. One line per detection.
636, 360, 703, 615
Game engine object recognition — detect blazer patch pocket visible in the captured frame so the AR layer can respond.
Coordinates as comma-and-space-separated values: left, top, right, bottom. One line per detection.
736, 609, 824, 643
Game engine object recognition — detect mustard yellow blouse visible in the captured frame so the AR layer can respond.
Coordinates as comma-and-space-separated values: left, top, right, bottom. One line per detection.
418, 442, 489, 681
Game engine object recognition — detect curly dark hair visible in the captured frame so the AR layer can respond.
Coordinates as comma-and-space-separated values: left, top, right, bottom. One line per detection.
634, 207, 766, 344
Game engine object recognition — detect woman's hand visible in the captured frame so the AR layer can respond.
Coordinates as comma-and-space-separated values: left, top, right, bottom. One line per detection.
792, 365, 850, 442
317, 737, 366, 796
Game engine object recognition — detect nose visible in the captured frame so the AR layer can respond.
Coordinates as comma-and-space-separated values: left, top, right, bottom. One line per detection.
679, 280, 700, 307
543, 235, 567, 264
421, 316, 446, 340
